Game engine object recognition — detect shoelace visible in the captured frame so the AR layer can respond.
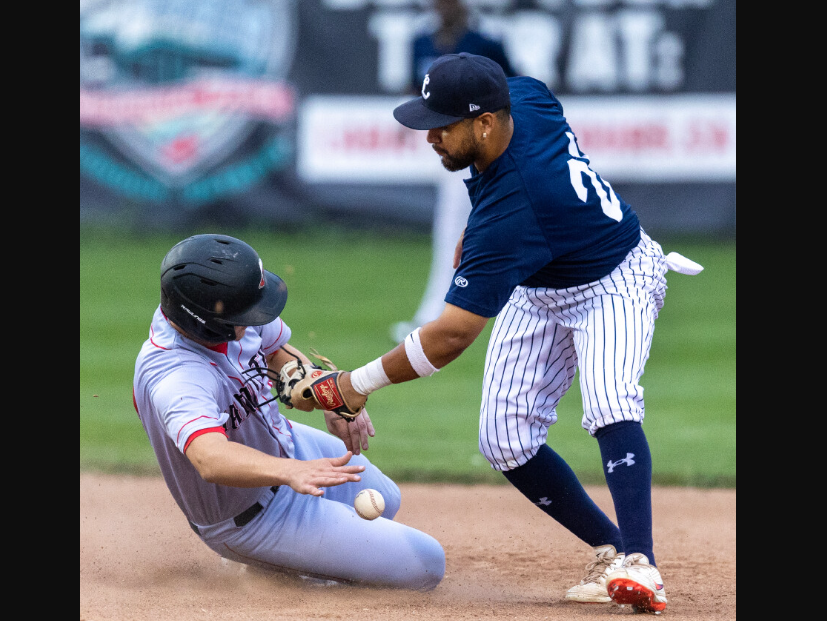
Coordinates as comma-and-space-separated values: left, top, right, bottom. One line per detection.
581, 553, 616, 584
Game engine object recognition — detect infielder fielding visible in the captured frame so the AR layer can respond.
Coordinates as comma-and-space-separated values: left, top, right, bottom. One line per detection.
282, 53, 704, 613
132, 234, 444, 589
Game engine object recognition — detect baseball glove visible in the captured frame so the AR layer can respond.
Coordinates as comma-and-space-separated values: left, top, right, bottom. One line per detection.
276, 350, 366, 421
274, 359, 309, 408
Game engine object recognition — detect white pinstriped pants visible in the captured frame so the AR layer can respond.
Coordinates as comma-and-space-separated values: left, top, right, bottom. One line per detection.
479, 230, 668, 471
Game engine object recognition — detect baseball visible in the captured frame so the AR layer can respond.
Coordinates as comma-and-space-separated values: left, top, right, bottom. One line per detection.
354, 488, 385, 520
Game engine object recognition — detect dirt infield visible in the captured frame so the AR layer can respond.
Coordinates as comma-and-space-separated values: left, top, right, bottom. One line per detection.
80, 473, 735, 620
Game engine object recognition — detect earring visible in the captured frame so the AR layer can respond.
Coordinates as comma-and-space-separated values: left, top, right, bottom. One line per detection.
482, 133, 487, 138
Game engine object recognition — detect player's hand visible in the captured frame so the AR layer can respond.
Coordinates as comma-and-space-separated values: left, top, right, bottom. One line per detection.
453, 227, 465, 269
324, 408, 375, 455
286, 452, 365, 496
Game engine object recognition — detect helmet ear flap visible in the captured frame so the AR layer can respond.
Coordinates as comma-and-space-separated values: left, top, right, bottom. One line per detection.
160, 286, 234, 345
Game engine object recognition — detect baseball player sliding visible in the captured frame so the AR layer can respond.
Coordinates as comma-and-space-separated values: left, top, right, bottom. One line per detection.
133, 234, 444, 589
283, 53, 704, 613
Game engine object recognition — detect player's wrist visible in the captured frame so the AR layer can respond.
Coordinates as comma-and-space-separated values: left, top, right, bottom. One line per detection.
349, 357, 391, 396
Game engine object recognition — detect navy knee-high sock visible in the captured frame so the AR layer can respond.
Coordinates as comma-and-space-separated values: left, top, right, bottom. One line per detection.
503, 444, 622, 550
595, 421, 655, 566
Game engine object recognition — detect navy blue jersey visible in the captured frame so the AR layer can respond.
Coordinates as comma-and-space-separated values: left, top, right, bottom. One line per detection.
411, 30, 516, 92
445, 77, 641, 318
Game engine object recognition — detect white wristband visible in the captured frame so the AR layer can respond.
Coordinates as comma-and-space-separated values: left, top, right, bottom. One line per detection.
349, 357, 391, 396
404, 327, 440, 377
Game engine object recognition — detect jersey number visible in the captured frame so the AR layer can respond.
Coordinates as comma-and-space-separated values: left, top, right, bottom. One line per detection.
566, 132, 622, 222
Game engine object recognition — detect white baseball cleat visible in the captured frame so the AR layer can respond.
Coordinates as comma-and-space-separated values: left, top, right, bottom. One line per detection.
218, 557, 248, 575
607, 552, 667, 614
564, 544, 626, 603
299, 574, 343, 587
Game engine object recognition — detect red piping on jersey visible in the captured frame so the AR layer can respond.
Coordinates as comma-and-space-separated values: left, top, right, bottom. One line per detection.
236, 339, 245, 368
132, 389, 139, 416
183, 427, 227, 453
176, 415, 222, 445
262, 318, 285, 351
148, 322, 170, 351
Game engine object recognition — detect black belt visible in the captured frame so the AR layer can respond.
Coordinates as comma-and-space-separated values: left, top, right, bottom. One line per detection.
189, 486, 279, 536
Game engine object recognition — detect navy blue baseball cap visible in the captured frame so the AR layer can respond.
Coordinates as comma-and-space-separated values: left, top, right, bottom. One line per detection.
393, 53, 511, 130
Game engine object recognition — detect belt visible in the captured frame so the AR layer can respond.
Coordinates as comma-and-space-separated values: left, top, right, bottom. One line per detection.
188, 486, 279, 536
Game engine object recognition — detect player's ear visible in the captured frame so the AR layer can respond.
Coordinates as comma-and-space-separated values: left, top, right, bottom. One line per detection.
475, 113, 495, 139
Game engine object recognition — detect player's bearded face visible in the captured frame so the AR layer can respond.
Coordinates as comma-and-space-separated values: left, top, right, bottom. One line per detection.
429, 121, 480, 172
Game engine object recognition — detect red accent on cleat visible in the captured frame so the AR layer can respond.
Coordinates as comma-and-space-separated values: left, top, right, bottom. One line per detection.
607, 578, 667, 613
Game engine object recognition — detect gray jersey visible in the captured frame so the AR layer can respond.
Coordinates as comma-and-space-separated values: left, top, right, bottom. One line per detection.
133, 306, 292, 525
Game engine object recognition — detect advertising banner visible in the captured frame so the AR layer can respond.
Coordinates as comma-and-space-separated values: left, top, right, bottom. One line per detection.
80, 0, 736, 234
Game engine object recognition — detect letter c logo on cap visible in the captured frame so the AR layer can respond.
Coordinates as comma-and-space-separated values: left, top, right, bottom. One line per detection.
422, 74, 431, 99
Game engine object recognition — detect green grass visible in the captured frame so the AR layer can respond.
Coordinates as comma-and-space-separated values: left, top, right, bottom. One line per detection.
80, 226, 735, 487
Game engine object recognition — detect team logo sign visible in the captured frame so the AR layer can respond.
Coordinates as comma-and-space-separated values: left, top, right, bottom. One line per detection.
79, 0, 297, 203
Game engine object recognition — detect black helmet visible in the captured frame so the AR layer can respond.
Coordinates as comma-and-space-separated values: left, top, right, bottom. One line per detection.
160, 234, 288, 345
